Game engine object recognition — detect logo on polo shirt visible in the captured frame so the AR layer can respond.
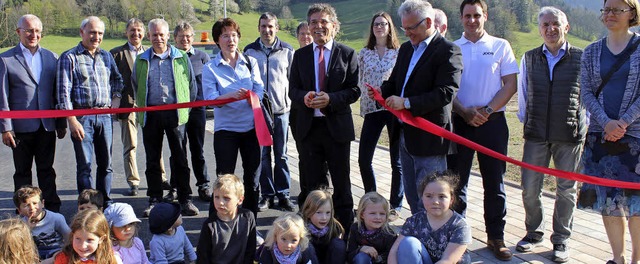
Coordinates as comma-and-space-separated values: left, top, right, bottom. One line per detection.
483, 51, 494, 55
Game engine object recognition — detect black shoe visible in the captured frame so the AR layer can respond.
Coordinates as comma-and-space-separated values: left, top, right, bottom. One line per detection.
143, 198, 160, 217
278, 197, 295, 212
180, 200, 199, 216
126, 185, 139, 196
258, 197, 273, 212
164, 188, 177, 202
161, 180, 172, 190
198, 184, 212, 202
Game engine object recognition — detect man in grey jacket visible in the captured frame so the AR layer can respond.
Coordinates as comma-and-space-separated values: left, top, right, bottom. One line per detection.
244, 12, 295, 211
516, 7, 585, 263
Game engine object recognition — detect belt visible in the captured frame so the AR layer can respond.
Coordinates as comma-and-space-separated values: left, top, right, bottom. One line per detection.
453, 111, 504, 121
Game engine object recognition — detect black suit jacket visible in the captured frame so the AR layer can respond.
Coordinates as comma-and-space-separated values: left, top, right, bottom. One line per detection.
289, 42, 360, 143
110, 43, 146, 119
381, 32, 462, 156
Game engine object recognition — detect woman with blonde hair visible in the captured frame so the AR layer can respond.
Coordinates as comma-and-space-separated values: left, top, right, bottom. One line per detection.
0, 218, 40, 264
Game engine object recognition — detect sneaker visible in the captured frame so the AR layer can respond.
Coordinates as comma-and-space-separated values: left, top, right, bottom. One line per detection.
258, 197, 273, 212
256, 231, 265, 246
487, 239, 513, 261
552, 244, 569, 263
516, 235, 544, 252
278, 197, 296, 212
126, 185, 139, 196
164, 188, 177, 202
143, 198, 160, 217
180, 200, 200, 216
161, 180, 172, 190
389, 209, 400, 222
198, 184, 212, 202
606, 260, 626, 264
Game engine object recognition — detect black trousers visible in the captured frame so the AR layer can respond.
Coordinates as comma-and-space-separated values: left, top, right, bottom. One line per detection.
213, 129, 261, 217
143, 110, 192, 203
183, 107, 209, 186
12, 126, 61, 212
297, 118, 354, 231
448, 112, 508, 240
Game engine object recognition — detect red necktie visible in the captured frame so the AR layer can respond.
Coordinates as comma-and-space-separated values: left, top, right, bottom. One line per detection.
317, 45, 325, 91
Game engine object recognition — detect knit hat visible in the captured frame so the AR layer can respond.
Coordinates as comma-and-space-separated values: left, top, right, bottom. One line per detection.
103, 203, 141, 228
149, 202, 181, 235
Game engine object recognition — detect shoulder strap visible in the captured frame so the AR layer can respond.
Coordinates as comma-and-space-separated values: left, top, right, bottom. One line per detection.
596, 37, 640, 98
240, 52, 252, 72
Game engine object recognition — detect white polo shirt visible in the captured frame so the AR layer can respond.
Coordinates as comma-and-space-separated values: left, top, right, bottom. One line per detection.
454, 32, 519, 111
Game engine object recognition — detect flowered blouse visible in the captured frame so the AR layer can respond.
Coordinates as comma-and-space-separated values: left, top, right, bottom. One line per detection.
358, 47, 398, 116
401, 211, 472, 264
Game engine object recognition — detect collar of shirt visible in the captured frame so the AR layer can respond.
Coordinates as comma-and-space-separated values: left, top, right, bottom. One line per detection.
413, 32, 436, 51
19, 42, 40, 55
213, 51, 248, 67
260, 39, 275, 50
313, 39, 334, 52
128, 42, 143, 52
75, 42, 102, 55
185, 47, 195, 56
153, 47, 171, 59
458, 30, 489, 45
542, 41, 567, 59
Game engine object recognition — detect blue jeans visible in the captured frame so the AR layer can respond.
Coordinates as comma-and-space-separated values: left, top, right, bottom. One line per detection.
397, 236, 433, 264
521, 139, 580, 244
358, 111, 403, 209
400, 133, 447, 214
71, 114, 113, 206
260, 112, 291, 198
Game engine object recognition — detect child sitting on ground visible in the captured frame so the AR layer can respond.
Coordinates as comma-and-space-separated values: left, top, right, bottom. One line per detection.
258, 213, 318, 264
301, 189, 346, 264
77, 189, 104, 211
197, 174, 256, 264
103, 203, 149, 264
346, 192, 397, 264
14, 185, 70, 260
0, 218, 40, 264
54, 209, 122, 264
149, 202, 196, 264
388, 172, 472, 264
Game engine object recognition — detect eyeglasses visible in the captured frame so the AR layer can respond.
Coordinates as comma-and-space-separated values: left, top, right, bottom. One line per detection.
600, 7, 635, 15
400, 18, 426, 32
373, 22, 389, 28
19, 28, 42, 35
176, 34, 194, 39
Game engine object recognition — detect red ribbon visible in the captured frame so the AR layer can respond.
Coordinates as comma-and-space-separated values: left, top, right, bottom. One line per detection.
367, 83, 640, 190
0, 91, 273, 146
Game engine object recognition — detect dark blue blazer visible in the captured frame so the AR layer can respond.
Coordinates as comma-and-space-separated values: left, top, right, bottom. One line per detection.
0, 45, 64, 133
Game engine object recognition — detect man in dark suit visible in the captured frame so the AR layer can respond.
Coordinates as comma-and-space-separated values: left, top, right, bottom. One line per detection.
289, 3, 360, 231
374, 0, 462, 215
0, 14, 66, 212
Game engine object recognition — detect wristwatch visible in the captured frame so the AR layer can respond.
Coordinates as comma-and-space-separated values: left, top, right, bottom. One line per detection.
403, 98, 411, 109
483, 105, 494, 115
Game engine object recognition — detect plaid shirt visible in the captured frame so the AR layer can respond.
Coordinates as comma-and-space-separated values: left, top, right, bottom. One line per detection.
56, 42, 124, 109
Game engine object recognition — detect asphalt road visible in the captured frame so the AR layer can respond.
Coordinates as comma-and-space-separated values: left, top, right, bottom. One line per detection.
0, 117, 298, 248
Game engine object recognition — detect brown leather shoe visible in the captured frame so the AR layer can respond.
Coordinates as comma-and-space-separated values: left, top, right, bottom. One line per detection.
487, 239, 513, 261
